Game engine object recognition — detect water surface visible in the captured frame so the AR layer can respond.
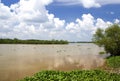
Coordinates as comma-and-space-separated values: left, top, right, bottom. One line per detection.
0, 43, 105, 81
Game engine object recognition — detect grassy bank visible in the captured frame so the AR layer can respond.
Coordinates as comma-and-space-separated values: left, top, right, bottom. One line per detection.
0, 38, 68, 44
19, 70, 120, 81
106, 56, 120, 68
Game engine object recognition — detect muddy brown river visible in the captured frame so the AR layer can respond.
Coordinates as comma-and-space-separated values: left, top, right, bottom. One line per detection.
0, 43, 106, 81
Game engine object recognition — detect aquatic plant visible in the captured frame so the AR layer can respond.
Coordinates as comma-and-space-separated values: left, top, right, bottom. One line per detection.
19, 70, 120, 81
99, 51, 106, 55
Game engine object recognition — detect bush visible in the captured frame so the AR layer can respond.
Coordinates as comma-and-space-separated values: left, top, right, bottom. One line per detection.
19, 70, 120, 81
92, 24, 120, 56
106, 56, 120, 68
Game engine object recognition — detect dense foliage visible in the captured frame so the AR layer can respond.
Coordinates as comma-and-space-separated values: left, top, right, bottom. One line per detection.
92, 24, 120, 56
107, 56, 120, 68
19, 70, 120, 81
0, 38, 68, 44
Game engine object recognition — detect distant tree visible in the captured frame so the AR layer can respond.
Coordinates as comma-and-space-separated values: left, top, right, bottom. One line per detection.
92, 24, 120, 56
0, 38, 68, 44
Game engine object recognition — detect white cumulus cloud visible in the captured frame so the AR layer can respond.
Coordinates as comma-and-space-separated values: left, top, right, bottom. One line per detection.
65, 14, 112, 41
81, 0, 101, 8
0, 0, 119, 41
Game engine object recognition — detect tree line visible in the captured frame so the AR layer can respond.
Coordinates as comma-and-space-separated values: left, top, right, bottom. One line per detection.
0, 38, 69, 44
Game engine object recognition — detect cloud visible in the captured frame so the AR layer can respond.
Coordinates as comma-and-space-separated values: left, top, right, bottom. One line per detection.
10, 0, 52, 23
0, 3, 12, 19
110, 12, 114, 15
0, 0, 118, 41
114, 19, 120, 24
54, 0, 120, 8
65, 14, 112, 41
81, 0, 101, 8
0, 0, 66, 40
106, 11, 115, 15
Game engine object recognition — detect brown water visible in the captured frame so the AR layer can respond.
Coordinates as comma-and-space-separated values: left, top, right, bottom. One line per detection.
0, 43, 106, 81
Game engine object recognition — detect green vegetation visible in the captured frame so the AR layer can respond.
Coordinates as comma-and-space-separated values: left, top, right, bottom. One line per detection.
106, 56, 120, 68
0, 38, 68, 44
93, 24, 120, 56
19, 70, 120, 81
99, 51, 106, 55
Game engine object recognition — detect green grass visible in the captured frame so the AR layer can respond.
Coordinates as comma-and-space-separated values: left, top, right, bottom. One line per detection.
106, 56, 120, 68
19, 70, 120, 81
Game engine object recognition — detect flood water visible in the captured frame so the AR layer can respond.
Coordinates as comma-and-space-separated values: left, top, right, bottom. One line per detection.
0, 43, 106, 81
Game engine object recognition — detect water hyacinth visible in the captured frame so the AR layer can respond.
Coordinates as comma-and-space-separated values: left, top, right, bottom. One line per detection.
19, 70, 120, 81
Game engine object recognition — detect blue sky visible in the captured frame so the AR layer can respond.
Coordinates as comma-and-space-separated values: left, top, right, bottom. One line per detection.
0, 0, 120, 41
47, 4, 120, 22
1, 0, 19, 6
